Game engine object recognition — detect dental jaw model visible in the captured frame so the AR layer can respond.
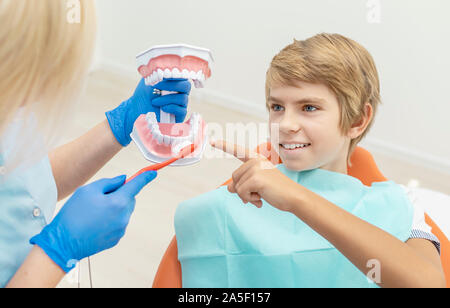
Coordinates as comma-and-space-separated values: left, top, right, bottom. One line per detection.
131, 44, 213, 166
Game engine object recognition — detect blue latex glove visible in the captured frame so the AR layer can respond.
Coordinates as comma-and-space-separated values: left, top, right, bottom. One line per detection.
106, 78, 191, 146
30, 171, 157, 273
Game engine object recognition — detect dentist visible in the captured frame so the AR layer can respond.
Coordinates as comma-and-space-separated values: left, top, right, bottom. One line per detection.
0, 1, 190, 287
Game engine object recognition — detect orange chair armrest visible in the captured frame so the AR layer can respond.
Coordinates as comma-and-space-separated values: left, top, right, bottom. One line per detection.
152, 236, 182, 288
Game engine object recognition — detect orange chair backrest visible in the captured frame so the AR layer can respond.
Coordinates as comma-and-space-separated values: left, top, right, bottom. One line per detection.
152, 144, 450, 288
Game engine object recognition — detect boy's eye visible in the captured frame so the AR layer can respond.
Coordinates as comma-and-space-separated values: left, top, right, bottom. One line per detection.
304, 105, 318, 112
271, 104, 284, 112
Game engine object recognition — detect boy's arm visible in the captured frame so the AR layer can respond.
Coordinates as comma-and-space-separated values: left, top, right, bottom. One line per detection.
212, 140, 446, 288
406, 238, 443, 274
289, 186, 445, 288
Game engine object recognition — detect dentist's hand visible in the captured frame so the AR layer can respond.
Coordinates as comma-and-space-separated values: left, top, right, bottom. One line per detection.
30, 171, 157, 273
106, 78, 191, 146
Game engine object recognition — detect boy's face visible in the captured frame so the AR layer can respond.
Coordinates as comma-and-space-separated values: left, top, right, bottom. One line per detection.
268, 80, 351, 174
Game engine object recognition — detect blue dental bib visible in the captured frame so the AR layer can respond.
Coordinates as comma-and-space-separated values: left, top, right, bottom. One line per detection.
174, 165, 413, 288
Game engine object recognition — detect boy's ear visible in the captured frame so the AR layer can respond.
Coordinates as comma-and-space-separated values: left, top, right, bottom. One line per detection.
347, 103, 373, 139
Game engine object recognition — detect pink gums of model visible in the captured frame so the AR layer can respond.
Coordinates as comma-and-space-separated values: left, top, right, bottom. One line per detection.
131, 44, 213, 166
138, 55, 211, 88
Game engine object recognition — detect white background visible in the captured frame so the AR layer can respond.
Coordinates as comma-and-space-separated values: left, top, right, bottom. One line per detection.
94, 0, 450, 173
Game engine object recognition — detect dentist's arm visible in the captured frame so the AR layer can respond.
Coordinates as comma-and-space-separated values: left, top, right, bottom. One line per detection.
49, 120, 122, 201
6, 246, 65, 288
6, 172, 157, 288
50, 78, 191, 201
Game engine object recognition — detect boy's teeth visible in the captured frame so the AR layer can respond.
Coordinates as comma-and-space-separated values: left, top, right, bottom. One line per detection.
281, 143, 310, 149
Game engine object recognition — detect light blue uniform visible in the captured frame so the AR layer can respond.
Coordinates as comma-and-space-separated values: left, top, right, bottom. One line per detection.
175, 165, 413, 288
0, 153, 57, 287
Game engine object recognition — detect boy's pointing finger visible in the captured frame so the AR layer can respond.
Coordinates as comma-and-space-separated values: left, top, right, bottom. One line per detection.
210, 140, 260, 162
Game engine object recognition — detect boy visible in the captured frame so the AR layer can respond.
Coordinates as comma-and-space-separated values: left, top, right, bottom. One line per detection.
174, 33, 445, 288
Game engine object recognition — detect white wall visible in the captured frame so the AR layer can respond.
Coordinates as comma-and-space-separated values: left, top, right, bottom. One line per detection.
94, 0, 450, 173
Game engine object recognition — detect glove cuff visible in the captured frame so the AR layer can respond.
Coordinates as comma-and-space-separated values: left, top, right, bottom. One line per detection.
105, 101, 131, 147
30, 228, 77, 273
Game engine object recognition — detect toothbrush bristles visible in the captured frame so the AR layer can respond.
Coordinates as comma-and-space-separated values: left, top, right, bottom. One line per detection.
179, 144, 195, 158
172, 141, 195, 157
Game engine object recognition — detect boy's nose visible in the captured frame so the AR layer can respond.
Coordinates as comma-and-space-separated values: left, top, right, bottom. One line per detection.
279, 112, 302, 134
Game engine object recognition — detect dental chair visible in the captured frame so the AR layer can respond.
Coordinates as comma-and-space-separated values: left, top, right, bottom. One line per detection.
152, 144, 450, 288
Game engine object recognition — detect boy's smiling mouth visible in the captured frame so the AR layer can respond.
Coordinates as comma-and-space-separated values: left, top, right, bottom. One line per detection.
280, 143, 311, 150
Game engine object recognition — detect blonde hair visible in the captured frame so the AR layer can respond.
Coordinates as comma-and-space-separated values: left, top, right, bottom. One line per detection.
266, 33, 381, 166
0, 0, 96, 171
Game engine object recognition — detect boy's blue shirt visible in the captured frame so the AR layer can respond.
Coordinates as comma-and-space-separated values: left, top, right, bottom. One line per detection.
175, 164, 413, 288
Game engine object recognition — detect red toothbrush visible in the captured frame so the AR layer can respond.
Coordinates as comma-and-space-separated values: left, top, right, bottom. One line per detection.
125, 143, 196, 184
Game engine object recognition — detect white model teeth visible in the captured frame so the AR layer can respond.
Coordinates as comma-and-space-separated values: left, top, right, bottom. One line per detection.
188, 113, 200, 143
144, 69, 206, 87
172, 68, 181, 78
151, 71, 159, 84
157, 69, 164, 81
155, 132, 163, 144
146, 112, 157, 124
281, 143, 310, 150
146, 112, 201, 145
163, 135, 171, 145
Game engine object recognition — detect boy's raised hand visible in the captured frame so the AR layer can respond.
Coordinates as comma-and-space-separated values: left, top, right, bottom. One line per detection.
211, 140, 301, 212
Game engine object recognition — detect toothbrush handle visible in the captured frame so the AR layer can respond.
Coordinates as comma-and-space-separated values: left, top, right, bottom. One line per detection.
125, 156, 180, 184
160, 110, 175, 124
157, 90, 178, 124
